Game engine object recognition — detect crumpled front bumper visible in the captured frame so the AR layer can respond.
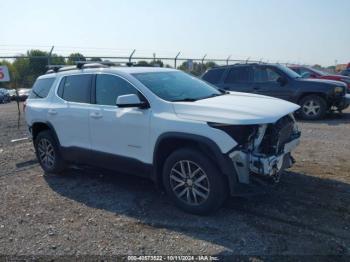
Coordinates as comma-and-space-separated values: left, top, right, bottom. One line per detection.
229, 137, 300, 185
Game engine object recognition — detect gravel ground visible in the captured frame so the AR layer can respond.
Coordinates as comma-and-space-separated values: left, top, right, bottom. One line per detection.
0, 102, 349, 258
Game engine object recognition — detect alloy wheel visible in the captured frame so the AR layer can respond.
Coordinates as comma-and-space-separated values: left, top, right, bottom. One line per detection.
37, 138, 55, 169
170, 160, 210, 205
302, 100, 321, 116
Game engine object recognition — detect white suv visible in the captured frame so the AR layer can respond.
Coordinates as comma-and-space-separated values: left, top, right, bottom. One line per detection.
25, 63, 301, 214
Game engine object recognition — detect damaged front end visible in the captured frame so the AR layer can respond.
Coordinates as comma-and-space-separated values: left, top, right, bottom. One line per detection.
210, 114, 301, 185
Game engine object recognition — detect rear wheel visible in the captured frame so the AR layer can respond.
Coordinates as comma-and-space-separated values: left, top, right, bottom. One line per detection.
299, 95, 327, 120
34, 130, 66, 174
163, 148, 228, 215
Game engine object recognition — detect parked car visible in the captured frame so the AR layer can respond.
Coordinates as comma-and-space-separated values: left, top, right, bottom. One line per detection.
202, 63, 350, 120
7, 89, 17, 100
16, 88, 31, 101
289, 66, 350, 92
25, 63, 301, 214
0, 88, 11, 104
341, 69, 350, 77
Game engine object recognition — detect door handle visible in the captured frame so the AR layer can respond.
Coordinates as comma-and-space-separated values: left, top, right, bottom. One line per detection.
253, 86, 261, 90
90, 112, 103, 119
48, 109, 57, 115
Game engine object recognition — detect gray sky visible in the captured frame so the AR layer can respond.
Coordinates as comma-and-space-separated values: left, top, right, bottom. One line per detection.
1, 0, 349, 66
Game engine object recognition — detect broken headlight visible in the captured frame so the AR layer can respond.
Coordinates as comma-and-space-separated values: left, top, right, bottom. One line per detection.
208, 122, 258, 146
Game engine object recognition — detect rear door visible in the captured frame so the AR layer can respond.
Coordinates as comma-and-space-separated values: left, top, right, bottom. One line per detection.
251, 66, 294, 100
49, 74, 93, 152
220, 66, 253, 93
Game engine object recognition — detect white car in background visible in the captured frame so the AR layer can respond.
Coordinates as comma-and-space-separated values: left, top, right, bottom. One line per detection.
25, 63, 301, 214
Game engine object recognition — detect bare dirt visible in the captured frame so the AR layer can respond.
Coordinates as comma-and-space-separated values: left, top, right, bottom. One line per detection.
0, 102, 349, 258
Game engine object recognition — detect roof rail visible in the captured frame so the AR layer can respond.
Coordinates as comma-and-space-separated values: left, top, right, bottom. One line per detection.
45, 61, 119, 74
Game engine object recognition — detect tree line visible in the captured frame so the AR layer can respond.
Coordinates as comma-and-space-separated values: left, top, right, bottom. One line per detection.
0, 49, 218, 89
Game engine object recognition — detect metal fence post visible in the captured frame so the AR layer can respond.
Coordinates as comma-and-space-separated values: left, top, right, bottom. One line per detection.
226, 55, 231, 65
48, 46, 54, 66
174, 52, 181, 68
129, 49, 136, 64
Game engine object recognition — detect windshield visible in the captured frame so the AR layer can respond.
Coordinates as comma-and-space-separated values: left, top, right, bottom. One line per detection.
132, 71, 223, 102
276, 65, 302, 79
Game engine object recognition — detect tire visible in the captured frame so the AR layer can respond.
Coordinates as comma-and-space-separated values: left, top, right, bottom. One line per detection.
163, 148, 228, 215
299, 95, 327, 120
34, 130, 66, 174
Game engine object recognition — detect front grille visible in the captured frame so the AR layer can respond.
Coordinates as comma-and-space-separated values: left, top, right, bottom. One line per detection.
259, 115, 295, 155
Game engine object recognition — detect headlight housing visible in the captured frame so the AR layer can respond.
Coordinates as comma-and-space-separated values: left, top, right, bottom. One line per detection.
334, 86, 344, 94
208, 122, 258, 146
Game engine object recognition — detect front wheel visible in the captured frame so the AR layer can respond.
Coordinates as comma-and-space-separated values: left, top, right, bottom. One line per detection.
299, 95, 327, 120
163, 148, 228, 215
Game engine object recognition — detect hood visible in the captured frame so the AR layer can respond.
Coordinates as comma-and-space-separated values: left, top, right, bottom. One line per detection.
299, 78, 346, 86
172, 92, 300, 125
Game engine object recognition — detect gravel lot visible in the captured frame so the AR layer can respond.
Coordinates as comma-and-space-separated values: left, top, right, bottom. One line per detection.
0, 102, 349, 258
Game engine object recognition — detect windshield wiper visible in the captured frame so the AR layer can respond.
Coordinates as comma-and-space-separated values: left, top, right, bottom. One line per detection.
171, 98, 198, 102
199, 92, 226, 100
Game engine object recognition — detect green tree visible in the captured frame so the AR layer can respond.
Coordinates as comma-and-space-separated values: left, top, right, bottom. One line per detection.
27, 49, 49, 78
150, 59, 164, 67
12, 56, 31, 88
136, 60, 151, 66
50, 54, 66, 65
67, 53, 86, 64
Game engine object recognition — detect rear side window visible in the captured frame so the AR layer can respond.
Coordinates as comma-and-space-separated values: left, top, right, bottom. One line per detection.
225, 67, 251, 83
29, 78, 55, 99
202, 68, 225, 84
58, 74, 92, 103
95, 74, 139, 106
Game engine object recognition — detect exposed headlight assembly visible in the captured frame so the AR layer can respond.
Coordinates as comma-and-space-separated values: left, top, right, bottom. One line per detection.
208, 122, 258, 145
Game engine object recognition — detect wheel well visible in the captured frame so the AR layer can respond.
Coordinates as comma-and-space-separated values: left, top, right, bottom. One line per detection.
32, 122, 51, 140
297, 93, 328, 105
153, 137, 226, 188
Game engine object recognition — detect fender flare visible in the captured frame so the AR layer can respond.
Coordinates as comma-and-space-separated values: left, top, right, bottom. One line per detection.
153, 132, 237, 193
31, 121, 61, 148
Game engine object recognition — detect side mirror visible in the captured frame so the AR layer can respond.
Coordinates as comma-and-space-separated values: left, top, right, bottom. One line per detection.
116, 94, 148, 108
276, 76, 287, 86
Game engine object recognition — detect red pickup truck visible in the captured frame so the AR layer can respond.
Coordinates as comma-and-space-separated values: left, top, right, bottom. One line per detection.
289, 66, 350, 92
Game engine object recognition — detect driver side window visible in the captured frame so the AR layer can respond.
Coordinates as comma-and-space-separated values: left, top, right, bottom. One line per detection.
254, 67, 281, 82
95, 74, 139, 106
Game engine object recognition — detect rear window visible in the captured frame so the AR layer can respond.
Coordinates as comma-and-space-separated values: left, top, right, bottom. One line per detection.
29, 78, 55, 99
202, 68, 225, 84
58, 74, 92, 103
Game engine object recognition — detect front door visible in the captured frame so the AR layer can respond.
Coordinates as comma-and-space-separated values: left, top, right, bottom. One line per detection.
89, 74, 151, 168
251, 66, 294, 101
